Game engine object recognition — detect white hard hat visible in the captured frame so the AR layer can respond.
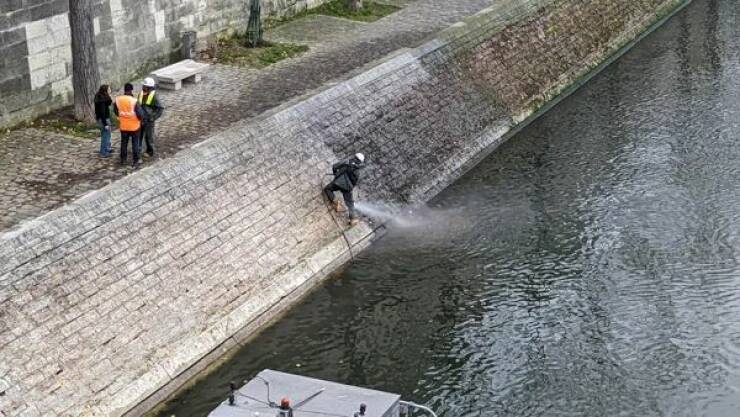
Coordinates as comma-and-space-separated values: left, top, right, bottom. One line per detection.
355, 153, 365, 163
143, 77, 156, 88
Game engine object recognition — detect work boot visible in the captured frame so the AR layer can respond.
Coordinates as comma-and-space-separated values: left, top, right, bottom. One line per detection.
349, 218, 360, 226
334, 200, 346, 213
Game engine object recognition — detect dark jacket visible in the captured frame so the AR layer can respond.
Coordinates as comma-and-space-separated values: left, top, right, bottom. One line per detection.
331, 157, 363, 191
139, 90, 164, 123
94, 95, 112, 121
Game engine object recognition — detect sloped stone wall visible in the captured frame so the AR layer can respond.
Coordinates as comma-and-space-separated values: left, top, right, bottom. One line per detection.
307, 0, 689, 205
0, 0, 328, 128
0, 0, 688, 416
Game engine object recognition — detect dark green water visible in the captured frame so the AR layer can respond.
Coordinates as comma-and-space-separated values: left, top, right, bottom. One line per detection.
157, 0, 740, 415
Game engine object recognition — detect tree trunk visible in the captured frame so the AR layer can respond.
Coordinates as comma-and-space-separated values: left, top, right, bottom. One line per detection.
347, 0, 363, 12
68, 0, 101, 123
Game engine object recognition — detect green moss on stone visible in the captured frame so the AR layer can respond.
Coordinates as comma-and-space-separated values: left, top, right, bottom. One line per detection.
17, 108, 98, 139
210, 34, 309, 68
266, 0, 400, 27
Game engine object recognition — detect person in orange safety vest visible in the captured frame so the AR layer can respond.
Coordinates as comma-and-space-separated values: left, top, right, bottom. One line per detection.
113, 83, 144, 167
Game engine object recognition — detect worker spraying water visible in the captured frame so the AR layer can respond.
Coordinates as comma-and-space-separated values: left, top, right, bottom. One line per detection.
323, 154, 466, 234
324, 153, 365, 226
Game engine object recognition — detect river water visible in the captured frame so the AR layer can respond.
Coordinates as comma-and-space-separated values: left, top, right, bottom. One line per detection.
157, 0, 740, 416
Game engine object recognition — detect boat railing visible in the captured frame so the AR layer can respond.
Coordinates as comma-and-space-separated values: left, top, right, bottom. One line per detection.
400, 400, 439, 417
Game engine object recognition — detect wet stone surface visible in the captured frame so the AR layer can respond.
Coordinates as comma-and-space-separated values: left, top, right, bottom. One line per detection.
0, 129, 123, 229
0, 0, 493, 233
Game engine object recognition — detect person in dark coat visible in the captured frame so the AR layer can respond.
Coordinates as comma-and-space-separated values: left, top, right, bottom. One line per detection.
138, 77, 164, 160
94, 84, 113, 157
324, 153, 365, 225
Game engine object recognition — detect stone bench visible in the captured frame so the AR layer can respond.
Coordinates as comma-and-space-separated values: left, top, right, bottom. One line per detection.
150, 59, 210, 90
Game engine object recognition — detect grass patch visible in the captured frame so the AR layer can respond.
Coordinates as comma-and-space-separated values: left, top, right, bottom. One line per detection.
312, 0, 400, 22
18, 107, 99, 139
266, 0, 400, 27
208, 34, 309, 68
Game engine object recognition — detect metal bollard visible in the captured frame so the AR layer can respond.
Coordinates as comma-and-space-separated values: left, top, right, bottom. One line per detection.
246, 0, 263, 48
181, 30, 197, 60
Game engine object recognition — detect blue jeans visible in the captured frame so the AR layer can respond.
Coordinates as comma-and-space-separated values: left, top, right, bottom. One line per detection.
97, 118, 112, 156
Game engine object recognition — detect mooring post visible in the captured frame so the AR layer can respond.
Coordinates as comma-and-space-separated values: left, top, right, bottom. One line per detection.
246, 0, 263, 48
181, 30, 197, 59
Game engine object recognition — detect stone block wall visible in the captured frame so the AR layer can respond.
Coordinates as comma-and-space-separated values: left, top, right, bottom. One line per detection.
306, 0, 689, 206
0, 0, 327, 128
0, 0, 687, 416
0, 0, 70, 125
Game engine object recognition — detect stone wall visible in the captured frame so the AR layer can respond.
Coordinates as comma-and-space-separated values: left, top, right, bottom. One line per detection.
0, 0, 688, 416
0, 0, 327, 128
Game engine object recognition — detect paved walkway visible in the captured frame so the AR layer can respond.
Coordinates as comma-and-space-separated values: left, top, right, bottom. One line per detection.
0, 0, 494, 231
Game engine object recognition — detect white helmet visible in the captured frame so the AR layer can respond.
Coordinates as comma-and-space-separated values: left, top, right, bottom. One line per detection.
143, 77, 156, 88
355, 153, 365, 163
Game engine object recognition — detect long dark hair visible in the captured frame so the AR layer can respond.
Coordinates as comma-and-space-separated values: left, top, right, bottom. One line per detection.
95, 84, 111, 102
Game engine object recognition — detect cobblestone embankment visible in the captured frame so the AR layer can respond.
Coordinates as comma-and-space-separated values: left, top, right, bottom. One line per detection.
0, 0, 688, 416
0, 0, 332, 128
0, 0, 493, 232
